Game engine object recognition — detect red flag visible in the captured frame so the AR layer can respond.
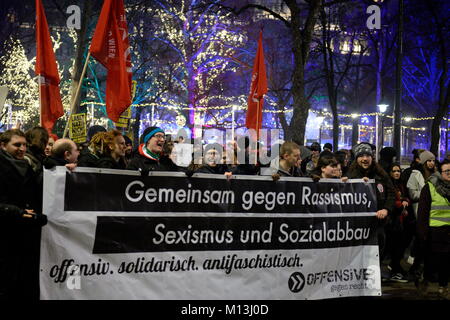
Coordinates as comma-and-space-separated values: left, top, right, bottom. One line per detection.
90, 0, 132, 123
35, 0, 64, 131
245, 31, 268, 132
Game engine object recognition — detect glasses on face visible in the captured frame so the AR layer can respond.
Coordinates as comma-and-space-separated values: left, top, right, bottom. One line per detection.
442, 170, 450, 175
391, 170, 401, 173
152, 134, 165, 140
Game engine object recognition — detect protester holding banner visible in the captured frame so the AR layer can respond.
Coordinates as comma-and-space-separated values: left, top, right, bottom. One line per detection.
310, 154, 341, 181
127, 126, 175, 173
346, 143, 395, 270
194, 143, 231, 175
43, 138, 79, 171
276, 141, 302, 177
160, 141, 186, 173
231, 137, 261, 175
0, 129, 47, 300
415, 159, 450, 299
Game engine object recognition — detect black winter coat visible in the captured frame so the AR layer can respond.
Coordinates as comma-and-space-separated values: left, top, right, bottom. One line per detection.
346, 163, 396, 214
97, 156, 127, 169
77, 148, 100, 168
127, 153, 174, 173
0, 149, 47, 300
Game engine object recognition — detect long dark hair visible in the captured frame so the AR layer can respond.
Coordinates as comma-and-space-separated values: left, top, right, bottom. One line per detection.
311, 154, 339, 178
387, 162, 402, 184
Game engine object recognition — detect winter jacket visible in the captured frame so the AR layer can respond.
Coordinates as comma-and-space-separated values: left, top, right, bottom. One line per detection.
407, 169, 426, 217
194, 164, 231, 175
97, 156, 127, 170
416, 173, 450, 253
346, 163, 395, 214
0, 149, 47, 300
77, 147, 100, 168
127, 154, 178, 174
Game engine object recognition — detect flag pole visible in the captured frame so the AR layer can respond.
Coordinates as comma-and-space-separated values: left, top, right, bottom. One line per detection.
63, 52, 91, 138
38, 75, 42, 127
255, 99, 260, 165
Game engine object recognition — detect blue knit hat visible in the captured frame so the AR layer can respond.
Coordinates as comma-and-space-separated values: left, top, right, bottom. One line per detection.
140, 126, 164, 145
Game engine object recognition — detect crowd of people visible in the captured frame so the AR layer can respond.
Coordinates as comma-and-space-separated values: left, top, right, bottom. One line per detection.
0, 124, 449, 300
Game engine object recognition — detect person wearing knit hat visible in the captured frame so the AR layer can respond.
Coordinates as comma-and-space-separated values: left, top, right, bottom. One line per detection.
405, 149, 438, 283
352, 142, 374, 160
419, 150, 435, 165
87, 125, 107, 142
407, 150, 437, 219
127, 126, 174, 172
346, 142, 396, 274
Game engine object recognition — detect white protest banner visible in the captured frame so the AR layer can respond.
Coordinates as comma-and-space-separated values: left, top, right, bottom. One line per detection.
40, 167, 381, 300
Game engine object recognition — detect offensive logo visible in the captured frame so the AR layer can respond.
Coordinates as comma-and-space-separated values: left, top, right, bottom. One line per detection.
288, 272, 305, 293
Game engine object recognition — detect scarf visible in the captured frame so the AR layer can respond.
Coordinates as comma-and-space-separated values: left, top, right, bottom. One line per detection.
138, 144, 160, 161
428, 172, 450, 199
0, 148, 29, 177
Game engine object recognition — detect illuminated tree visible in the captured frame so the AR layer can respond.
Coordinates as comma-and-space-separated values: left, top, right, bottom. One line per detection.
150, 0, 246, 128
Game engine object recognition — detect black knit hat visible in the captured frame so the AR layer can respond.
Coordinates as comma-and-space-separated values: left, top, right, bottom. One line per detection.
140, 126, 164, 145
87, 125, 106, 142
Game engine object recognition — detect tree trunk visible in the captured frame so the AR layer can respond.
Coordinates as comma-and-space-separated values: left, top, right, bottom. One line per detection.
430, 81, 450, 157
286, 0, 320, 145
133, 106, 142, 147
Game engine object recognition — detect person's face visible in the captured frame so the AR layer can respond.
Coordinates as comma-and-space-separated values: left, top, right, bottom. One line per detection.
2, 135, 27, 160
45, 137, 55, 156
321, 164, 336, 178
425, 159, 435, 170
390, 165, 401, 180
284, 148, 301, 168
125, 143, 132, 155
112, 135, 126, 158
66, 141, 80, 163
333, 164, 342, 178
441, 164, 450, 182
357, 154, 372, 170
146, 133, 165, 154
204, 149, 220, 166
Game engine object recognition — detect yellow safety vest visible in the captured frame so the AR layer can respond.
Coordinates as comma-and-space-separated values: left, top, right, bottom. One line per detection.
428, 182, 450, 227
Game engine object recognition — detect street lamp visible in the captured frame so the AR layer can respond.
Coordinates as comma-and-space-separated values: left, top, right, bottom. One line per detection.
402, 117, 412, 158
317, 116, 325, 146
375, 103, 389, 161
231, 105, 238, 143
351, 113, 360, 144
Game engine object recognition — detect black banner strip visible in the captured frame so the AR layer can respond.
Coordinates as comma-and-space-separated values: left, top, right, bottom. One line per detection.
65, 172, 377, 214
92, 216, 378, 254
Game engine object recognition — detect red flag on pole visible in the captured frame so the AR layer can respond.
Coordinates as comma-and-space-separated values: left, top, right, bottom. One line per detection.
35, 0, 64, 131
245, 31, 268, 132
89, 0, 132, 123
